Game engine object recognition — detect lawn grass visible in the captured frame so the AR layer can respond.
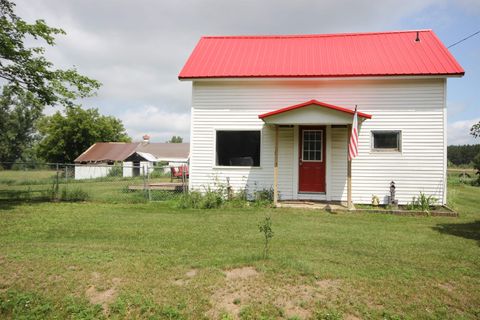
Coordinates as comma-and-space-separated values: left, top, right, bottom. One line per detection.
0, 181, 479, 319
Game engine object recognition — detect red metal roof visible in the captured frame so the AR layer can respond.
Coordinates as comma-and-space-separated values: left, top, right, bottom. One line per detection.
179, 30, 464, 79
258, 100, 372, 120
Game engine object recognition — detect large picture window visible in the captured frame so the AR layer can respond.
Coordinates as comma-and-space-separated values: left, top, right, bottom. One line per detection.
216, 130, 261, 166
372, 131, 401, 151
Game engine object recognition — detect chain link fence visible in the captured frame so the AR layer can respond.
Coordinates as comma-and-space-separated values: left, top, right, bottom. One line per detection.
0, 162, 188, 203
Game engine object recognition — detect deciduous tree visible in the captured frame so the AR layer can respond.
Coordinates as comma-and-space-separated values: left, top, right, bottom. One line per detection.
471, 121, 480, 139
0, 0, 100, 165
0, 87, 42, 165
37, 106, 130, 163
168, 136, 183, 143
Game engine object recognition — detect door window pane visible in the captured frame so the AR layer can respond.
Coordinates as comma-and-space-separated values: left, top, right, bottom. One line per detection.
302, 130, 322, 161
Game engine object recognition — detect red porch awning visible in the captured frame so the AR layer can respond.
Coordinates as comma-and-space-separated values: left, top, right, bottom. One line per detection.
258, 99, 372, 120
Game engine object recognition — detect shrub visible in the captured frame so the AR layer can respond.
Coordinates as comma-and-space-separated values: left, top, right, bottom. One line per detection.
255, 187, 274, 202
107, 164, 123, 177
201, 188, 224, 209
175, 185, 273, 210
473, 152, 480, 186
259, 215, 274, 259
60, 187, 90, 202
407, 192, 437, 212
225, 189, 249, 208
176, 191, 203, 209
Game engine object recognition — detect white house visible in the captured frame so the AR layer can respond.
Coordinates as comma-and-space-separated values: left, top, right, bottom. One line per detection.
179, 30, 464, 206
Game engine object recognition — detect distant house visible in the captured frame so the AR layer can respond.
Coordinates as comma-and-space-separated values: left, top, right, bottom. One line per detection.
178, 30, 464, 206
74, 137, 190, 179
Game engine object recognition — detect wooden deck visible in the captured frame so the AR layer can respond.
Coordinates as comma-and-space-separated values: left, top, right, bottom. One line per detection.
128, 182, 185, 191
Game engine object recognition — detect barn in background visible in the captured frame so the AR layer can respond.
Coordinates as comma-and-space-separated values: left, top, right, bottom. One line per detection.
74, 140, 189, 180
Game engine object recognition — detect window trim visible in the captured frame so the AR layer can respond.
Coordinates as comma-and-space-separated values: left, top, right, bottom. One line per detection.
213, 128, 262, 168
301, 129, 324, 162
371, 130, 402, 152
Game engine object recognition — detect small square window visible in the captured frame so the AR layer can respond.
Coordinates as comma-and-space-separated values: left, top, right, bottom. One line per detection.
372, 131, 401, 151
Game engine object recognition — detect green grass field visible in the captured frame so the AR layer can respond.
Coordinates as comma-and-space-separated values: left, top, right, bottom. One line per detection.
0, 176, 479, 319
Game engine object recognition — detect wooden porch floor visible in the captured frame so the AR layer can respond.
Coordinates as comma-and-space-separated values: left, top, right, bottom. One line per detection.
276, 200, 351, 211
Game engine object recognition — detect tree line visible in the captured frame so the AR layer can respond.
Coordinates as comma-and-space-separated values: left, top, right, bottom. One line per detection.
448, 144, 480, 166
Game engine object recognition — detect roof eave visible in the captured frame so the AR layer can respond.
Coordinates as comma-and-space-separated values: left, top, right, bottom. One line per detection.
258, 100, 373, 121
179, 72, 465, 81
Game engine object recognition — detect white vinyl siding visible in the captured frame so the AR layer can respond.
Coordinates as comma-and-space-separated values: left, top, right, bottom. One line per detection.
330, 126, 348, 201
189, 78, 446, 204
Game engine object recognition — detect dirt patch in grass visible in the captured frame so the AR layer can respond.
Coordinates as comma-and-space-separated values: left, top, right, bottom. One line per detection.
209, 268, 343, 319
224, 266, 258, 280
316, 279, 341, 290
186, 268, 198, 278
173, 268, 199, 286
85, 286, 117, 312
274, 284, 318, 319
85, 274, 121, 314
47, 274, 63, 283
438, 282, 455, 292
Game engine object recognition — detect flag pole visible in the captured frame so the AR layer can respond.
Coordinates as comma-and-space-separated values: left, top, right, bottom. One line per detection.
347, 127, 352, 210
347, 105, 358, 210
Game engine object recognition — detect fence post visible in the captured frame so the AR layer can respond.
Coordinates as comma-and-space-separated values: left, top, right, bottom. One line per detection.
147, 166, 151, 201
142, 166, 147, 200
55, 163, 60, 200
182, 164, 187, 194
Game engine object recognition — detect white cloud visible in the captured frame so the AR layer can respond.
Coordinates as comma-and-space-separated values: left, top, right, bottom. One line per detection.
120, 106, 190, 143
13, 0, 476, 141
448, 118, 480, 145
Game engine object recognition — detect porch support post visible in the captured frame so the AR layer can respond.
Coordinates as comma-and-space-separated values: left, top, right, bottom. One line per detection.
273, 125, 279, 207
347, 124, 353, 210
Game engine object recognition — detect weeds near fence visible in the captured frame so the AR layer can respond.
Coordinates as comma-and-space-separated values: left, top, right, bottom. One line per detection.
60, 187, 90, 202
175, 186, 273, 210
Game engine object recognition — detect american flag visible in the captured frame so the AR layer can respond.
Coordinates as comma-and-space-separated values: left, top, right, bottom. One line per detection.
348, 106, 359, 161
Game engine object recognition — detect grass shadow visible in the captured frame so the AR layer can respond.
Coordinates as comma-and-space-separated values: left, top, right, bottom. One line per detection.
0, 199, 51, 211
432, 220, 480, 246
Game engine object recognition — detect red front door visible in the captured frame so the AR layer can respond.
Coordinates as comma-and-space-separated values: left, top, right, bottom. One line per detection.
299, 126, 326, 193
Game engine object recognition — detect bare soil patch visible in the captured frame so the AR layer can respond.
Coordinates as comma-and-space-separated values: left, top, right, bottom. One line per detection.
47, 274, 63, 282
85, 286, 117, 312
438, 282, 455, 292
209, 267, 343, 319
186, 268, 198, 278
84, 273, 121, 314
173, 269, 198, 286
316, 279, 341, 290
224, 266, 258, 280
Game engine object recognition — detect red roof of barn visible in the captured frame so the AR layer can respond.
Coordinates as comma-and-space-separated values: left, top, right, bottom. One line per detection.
258, 100, 372, 120
179, 30, 464, 79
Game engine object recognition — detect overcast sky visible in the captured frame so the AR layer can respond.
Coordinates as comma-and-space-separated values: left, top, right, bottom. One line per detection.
14, 0, 480, 145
